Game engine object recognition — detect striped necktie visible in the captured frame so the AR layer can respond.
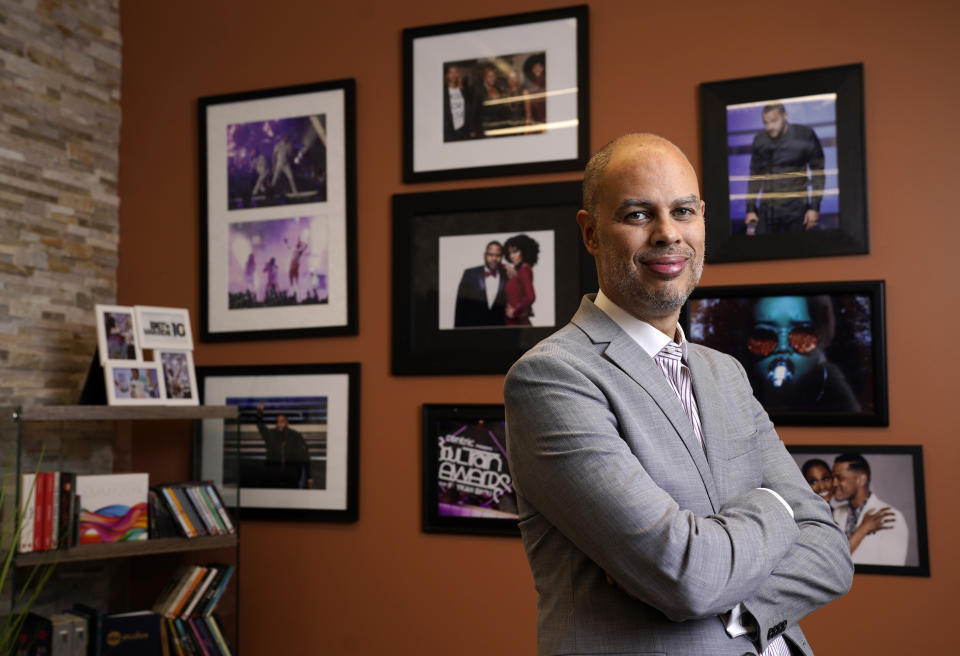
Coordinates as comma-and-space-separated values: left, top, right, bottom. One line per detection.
654, 340, 704, 449
656, 341, 791, 656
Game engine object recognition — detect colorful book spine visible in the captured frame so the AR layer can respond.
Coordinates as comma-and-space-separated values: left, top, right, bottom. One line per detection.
202, 484, 235, 534
161, 487, 197, 538
203, 616, 232, 656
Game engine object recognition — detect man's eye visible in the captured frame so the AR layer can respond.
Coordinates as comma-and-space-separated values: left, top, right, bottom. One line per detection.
625, 211, 649, 221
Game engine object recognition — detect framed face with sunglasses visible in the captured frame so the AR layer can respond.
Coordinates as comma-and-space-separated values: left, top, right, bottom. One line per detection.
682, 280, 888, 426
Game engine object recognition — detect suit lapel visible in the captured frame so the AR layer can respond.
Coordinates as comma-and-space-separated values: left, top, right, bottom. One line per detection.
572, 298, 720, 508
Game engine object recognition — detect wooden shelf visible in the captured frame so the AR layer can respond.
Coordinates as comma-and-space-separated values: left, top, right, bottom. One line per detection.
15, 534, 238, 566
16, 405, 238, 422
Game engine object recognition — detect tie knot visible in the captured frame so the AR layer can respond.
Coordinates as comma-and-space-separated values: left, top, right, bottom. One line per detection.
657, 341, 683, 362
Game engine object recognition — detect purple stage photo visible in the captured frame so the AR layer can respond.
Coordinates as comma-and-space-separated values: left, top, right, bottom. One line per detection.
226, 115, 327, 210
227, 215, 329, 309
434, 419, 518, 520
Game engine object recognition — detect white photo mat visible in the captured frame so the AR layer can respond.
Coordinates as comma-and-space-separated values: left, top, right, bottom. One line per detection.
412, 17, 580, 173
203, 85, 352, 336
200, 371, 354, 514
135, 305, 194, 350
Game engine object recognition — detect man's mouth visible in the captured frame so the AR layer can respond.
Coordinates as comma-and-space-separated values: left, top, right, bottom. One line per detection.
641, 256, 688, 276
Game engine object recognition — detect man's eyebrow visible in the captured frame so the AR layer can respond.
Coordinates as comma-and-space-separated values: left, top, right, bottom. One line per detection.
672, 194, 701, 206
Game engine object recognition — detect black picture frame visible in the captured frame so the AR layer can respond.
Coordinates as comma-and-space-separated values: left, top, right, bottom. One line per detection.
787, 445, 929, 577
392, 181, 597, 375
196, 363, 360, 522
681, 280, 887, 426
700, 63, 867, 262
198, 79, 358, 341
422, 404, 519, 537
402, 5, 589, 183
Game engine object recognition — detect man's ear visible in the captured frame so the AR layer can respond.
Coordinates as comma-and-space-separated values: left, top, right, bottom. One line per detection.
576, 209, 599, 256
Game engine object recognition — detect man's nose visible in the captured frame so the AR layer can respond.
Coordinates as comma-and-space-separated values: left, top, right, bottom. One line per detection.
649, 214, 681, 245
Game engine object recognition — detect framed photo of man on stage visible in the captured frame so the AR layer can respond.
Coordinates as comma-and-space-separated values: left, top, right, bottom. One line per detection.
700, 64, 867, 262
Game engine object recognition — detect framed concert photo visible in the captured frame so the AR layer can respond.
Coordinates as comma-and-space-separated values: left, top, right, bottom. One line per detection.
682, 280, 887, 426
392, 181, 597, 375
700, 63, 867, 262
422, 404, 519, 537
95, 304, 143, 365
153, 349, 199, 406
198, 79, 358, 341
402, 5, 589, 182
787, 445, 929, 577
197, 363, 360, 522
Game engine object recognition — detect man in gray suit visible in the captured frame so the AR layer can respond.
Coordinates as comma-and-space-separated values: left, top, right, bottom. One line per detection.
504, 134, 853, 655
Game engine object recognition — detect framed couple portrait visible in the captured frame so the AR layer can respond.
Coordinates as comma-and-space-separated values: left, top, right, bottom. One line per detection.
392, 181, 597, 375
787, 445, 929, 577
422, 404, 519, 537
682, 280, 888, 426
198, 79, 358, 341
197, 363, 360, 522
700, 63, 867, 262
402, 5, 589, 182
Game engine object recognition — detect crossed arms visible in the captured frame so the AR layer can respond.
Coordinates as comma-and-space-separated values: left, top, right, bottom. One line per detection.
505, 340, 853, 650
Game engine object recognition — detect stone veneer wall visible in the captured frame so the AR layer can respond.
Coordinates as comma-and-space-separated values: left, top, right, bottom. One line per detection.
0, 0, 121, 407
0, 0, 121, 610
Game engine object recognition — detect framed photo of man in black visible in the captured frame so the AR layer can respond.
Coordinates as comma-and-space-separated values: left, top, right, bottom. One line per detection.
197, 363, 360, 522
392, 181, 597, 375
682, 280, 887, 426
422, 404, 519, 537
700, 64, 867, 262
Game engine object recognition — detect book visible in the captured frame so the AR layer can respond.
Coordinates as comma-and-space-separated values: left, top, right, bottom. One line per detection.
50, 613, 76, 656
203, 616, 232, 656
58, 473, 78, 549
147, 488, 181, 539
170, 619, 199, 656
159, 487, 196, 538
168, 567, 209, 619
201, 484, 234, 534
180, 568, 219, 619
200, 565, 235, 617
99, 611, 162, 656
169, 487, 207, 537
19, 473, 36, 554
69, 603, 101, 656
50, 471, 61, 550
185, 619, 212, 656
16, 612, 52, 656
34, 471, 50, 552
195, 487, 227, 535
183, 487, 219, 536
76, 474, 149, 544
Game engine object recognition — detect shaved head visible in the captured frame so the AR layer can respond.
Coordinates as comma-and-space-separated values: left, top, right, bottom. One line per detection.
582, 134, 695, 217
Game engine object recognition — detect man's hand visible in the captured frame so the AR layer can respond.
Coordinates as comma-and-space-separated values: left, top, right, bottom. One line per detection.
745, 211, 759, 236
803, 209, 819, 230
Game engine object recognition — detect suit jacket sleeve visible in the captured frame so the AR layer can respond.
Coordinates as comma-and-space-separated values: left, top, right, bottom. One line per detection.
506, 345, 807, 622
724, 359, 853, 652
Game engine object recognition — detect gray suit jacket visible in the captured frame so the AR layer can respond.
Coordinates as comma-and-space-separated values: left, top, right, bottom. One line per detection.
504, 296, 853, 655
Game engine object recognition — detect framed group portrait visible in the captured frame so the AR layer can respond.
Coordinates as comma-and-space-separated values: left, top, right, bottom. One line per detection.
402, 5, 589, 182
787, 445, 929, 577
422, 404, 519, 537
197, 363, 360, 522
682, 280, 887, 426
700, 63, 867, 262
392, 181, 597, 375
198, 79, 358, 341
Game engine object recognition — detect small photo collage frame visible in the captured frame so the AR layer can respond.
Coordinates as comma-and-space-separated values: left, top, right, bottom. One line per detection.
95, 304, 199, 406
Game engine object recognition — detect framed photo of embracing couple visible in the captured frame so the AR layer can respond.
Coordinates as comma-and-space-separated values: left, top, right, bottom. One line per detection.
392, 181, 597, 375
787, 445, 929, 577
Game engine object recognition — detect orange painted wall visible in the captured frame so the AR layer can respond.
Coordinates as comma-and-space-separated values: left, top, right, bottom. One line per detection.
118, 0, 960, 653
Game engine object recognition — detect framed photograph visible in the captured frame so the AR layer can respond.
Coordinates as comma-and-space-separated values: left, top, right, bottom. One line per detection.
153, 349, 199, 406
135, 305, 194, 351
197, 363, 359, 522
198, 79, 358, 341
787, 445, 929, 576
105, 362, 166, 405
422, 404, 519, 536
392, 181, 597, 375
682, 280, 887, 426
402, 5, 589, 182
95, 304, 143, 364
700, 63, 867, 262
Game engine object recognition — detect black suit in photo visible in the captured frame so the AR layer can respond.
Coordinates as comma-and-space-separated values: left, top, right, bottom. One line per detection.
454, 266, 506, 327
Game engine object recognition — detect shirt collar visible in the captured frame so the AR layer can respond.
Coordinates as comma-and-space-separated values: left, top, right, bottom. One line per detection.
594, 290, 688, 359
